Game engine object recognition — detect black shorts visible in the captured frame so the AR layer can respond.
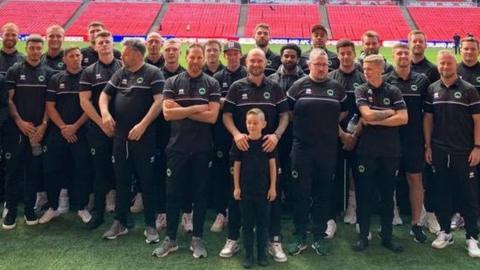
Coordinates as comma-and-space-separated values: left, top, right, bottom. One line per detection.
401, 143, 424, 174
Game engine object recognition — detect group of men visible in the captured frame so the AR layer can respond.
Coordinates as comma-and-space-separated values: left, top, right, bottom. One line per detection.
1, 20, 480, 266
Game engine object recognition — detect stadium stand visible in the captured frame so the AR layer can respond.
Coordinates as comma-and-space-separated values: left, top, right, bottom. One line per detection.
408, 6, 480, 41
0, 0, 81, 34
327, 5, 411, 40
244, 4, 320, 39
159, 3, 240, 38
66, 1, 161, 37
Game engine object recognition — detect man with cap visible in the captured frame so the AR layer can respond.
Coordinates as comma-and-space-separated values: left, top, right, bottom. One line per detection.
300, 24, 339, 74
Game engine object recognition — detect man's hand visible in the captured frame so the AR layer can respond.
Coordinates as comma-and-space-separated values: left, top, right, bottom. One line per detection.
16, 119, 36, 136
262, 134, 278, 152
234, 133, 249, 151
128, 122, 147, 141
469, 147, 480, 167
102, 113, 116, 135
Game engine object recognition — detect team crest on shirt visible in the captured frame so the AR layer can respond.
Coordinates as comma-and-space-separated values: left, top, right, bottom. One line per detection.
263, 92, 271, 100
57, 62, 64, 68
38, 75, 45, 82
454, 92, 462, 99
383, 98, 391, 105
59, 83, 65, 89
267, 60, 272, 65
328, 60, 332, 66
199, 88, 206, 95
20, 74, 26, 80
305, 88, 312, 94
358, 165, 365, 173
411, 85, 418, 91
476, 76, 480, 83
217, 151, 223, 158
327, 89, 335, 96
96, 74, 102, 79
179, 89, 185, 95
353, 83, 360, 89
136, 77, 144, 84
242, 93, 248, 100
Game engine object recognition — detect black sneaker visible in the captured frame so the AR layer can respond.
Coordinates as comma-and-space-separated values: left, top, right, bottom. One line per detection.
2, 211, 16, 230
86, 213, 104, 230
352, 238, 369, 252
381, 239, 404, 253
410, 225, 427, 243
257, 250, 268, 267
24, 208, 38, 226
242, 254, 253, 269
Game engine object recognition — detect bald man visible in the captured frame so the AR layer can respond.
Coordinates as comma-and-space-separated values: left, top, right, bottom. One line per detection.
0, 23, 24, 76
145, 32, 165, 68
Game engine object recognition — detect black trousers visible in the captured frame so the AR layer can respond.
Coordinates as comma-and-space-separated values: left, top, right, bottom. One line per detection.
87, 127, 115, 217
43, 131, 91, 211
432, 147, 479, 239
210, 143, 231, 216
227, 193, 242, 240
423, 164, 436, 213
166, 149, 211, 240
3, 124, 43, 213
356, 156, 399, 241
112, 136, 157, 227
154, 148, 167, 214
292, 150, 336, 241
240, 197, 270, 256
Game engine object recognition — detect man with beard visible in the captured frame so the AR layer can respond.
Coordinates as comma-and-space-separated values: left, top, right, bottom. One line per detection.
0, 23, 24, 76
152, 43, 220, 259
425, 50, 480, 258
357, 31, 393, 75
79, 30, 122, 229
99, 39, 164, 243
328, 39, 365, 228
203, 39, 224, 77
458, 36, 480, 93
384, 44, 430, 243
41, 25, 66, 71
145, 32, 165, 69
81, 21, 121, 68
221, 48, 290, 263
241, 24, 281, 77
211, 41, 247, 235
300, 24, 339, 74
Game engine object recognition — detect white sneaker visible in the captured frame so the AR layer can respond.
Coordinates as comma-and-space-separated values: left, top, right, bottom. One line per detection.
2, 202, 8, 219
355, 223, 372, 240
181, 212, 193, 233
432, 231, 454, 249
392, 207, 403, 225
130, 193, 143, 213
39, 208, 59, 224
423, 212, 441, 234
156, 213, 167, 232
466, 237, 480, 258
343, 206, 357, 224
219, 239, 239, 258
77, 209, 92, 224
268, 241, 287, 262
34, 192, 48, 211
325, 219, 337, 239
105, 190, 116, 213
451, 213, 465, 230
210, 213, 226, 232
57, 190, 70, 214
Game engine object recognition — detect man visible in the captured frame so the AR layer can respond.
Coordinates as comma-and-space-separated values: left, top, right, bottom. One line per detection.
41, 25, 65, 71
161, 40, 185, 79
0, 23, 24, 76
300, 24, 339, 74
357, 31, 393, 74
79, 30, 122, 229
241, 23, 281, 77
453, 33, 461, 55
39, 47, 92, 224
458, 36, 480, 93
424, 50, 480, 258
145, 32, 165, 69
220, 48, 289, 262
328, 39, 365, 226
211, 41, 247, 234
2, 35, 54, 230
152, 43, 220, 259
352, 54, 408, 252
99, 39, 164, 243
287, 48, 348, 256
81, 21, 121, 68
203, 39, 224, 76
0, 73, 8, 209
384, 43, 430, 243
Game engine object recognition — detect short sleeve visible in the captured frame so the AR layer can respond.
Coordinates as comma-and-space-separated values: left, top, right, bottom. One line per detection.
79, 67, 93, 92
468, 85, 480, 114
46, 74, 58, 102
390, 86, 407, 110
150, 68, 165, 96
103, 69, 121, 96
208, 79, 221, 103
354, 85, 369, 108
272, 83, 289, 114
286, 80, 302, 110
162, 76, 176, 100
230, 143, 241, 161
338, 85, 348, 112
5, 65, 17, 91
424, 85, 434, 113
223, 82, 239, 113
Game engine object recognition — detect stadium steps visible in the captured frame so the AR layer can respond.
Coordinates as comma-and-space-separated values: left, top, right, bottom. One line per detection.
400, 5, 418, 31
0, 0, 8, 9
63, 0, 89, 31
319, 3, 332, 39
236, 3, 248, 37
149, 1, 169, 34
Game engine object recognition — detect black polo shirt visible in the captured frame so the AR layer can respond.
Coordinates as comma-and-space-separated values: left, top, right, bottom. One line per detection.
355, 81, 407, 158
287, 76, 347, 156
224, 77, 289, 135
203, 62, 225, 77
384, 70, 429, 146
81, 46, 122, 68
161, 65, 185, 80
6, 61, 54, 125
268, 65, 305, 93
458, 61, 480, 93
328, 68, 365, 129
146, 56, 165, 69
103, 63, 165, 140
300, 48, 339, 74
0, 50, 24, 76
41, 51, 65, 71
411, 57, 440, 84
163, 71, 220, 153
46, 70, 85, 134
230, 138, 275, 199
241, 48, 281, 77
424, 78, 480, 155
